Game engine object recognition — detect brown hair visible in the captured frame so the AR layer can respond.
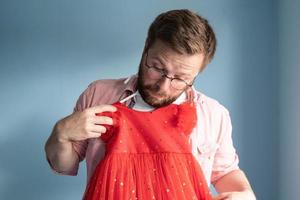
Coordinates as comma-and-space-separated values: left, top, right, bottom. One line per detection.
145, 9, 217, 71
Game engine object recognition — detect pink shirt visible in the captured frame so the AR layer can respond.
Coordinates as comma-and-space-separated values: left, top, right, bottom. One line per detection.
49, 74, 239, 187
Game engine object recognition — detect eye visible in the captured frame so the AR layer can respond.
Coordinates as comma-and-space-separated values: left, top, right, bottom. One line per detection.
148, 62, 163, 71
173, 74, 187, 81
150, 61, 162, 68
153, 65, 163, 70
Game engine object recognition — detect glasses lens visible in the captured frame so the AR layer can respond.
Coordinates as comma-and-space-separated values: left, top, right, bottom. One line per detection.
171, 79, 187, 90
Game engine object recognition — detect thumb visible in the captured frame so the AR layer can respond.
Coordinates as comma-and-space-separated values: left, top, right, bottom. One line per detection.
212, 192, 229, 200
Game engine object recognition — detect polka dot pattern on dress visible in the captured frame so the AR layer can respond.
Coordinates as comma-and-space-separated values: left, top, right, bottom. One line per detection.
84, 101, 212, 200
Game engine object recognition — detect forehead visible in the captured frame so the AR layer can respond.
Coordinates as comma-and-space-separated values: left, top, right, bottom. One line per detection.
147, 40, 205, 73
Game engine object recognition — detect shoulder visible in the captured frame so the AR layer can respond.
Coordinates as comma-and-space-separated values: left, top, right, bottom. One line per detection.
193, 88, 230, 117
82, 77, 129, 102
87, 77, 129, 91
74, 75, 137, 111
192, 88, 233, 145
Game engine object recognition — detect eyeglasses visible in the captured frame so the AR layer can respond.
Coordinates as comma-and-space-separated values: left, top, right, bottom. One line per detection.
144, 51, 195, 90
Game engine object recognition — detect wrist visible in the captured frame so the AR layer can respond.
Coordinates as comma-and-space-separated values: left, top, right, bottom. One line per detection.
242, 189, 256, 200
54, 120, 70, 144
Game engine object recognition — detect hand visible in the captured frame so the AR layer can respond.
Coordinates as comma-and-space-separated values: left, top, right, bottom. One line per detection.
213, 190, 256, 200
56, 104, 117, 143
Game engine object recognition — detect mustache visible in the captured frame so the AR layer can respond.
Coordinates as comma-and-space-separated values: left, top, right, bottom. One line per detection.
143, 84, 168, 97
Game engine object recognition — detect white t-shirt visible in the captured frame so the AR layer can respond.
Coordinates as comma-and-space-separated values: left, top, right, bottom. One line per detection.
132, 90, 187, 111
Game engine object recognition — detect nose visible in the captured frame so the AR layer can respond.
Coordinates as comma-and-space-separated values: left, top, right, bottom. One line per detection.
156, 76, 171, 92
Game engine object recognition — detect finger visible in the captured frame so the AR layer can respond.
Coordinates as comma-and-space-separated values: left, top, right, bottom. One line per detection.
87, 131, 102, 139
212, 197, 226, 200
88, 104, 117, 114
212, 193, 228, 200
88, 124, 107, 134
91, 116, 114, 125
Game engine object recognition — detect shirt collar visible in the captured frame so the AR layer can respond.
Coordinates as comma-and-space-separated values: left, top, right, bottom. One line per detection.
123, 74, 138, 94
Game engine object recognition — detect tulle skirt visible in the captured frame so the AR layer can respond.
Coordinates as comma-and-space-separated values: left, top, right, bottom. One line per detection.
83, 152, 212, 200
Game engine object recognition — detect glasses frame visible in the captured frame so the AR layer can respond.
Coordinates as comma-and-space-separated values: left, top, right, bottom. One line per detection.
144, 51, 196, 90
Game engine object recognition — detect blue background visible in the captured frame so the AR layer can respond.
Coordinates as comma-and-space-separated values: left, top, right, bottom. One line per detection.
0, 0, 299, 199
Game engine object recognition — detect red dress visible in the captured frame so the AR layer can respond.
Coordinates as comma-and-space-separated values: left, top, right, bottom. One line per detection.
83, 101, 212, 200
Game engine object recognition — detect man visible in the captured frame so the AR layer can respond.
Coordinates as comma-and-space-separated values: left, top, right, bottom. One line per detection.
45, 9, 256, 199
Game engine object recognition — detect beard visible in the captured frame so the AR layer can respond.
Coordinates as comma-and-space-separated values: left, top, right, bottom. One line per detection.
137, 63, 185, 108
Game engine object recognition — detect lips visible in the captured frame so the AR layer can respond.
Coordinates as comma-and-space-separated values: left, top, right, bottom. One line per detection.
146, 89, 166, 99
151, 93, 166, 99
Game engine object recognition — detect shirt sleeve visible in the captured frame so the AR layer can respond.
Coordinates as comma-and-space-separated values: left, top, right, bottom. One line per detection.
211, 106, 240, 184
